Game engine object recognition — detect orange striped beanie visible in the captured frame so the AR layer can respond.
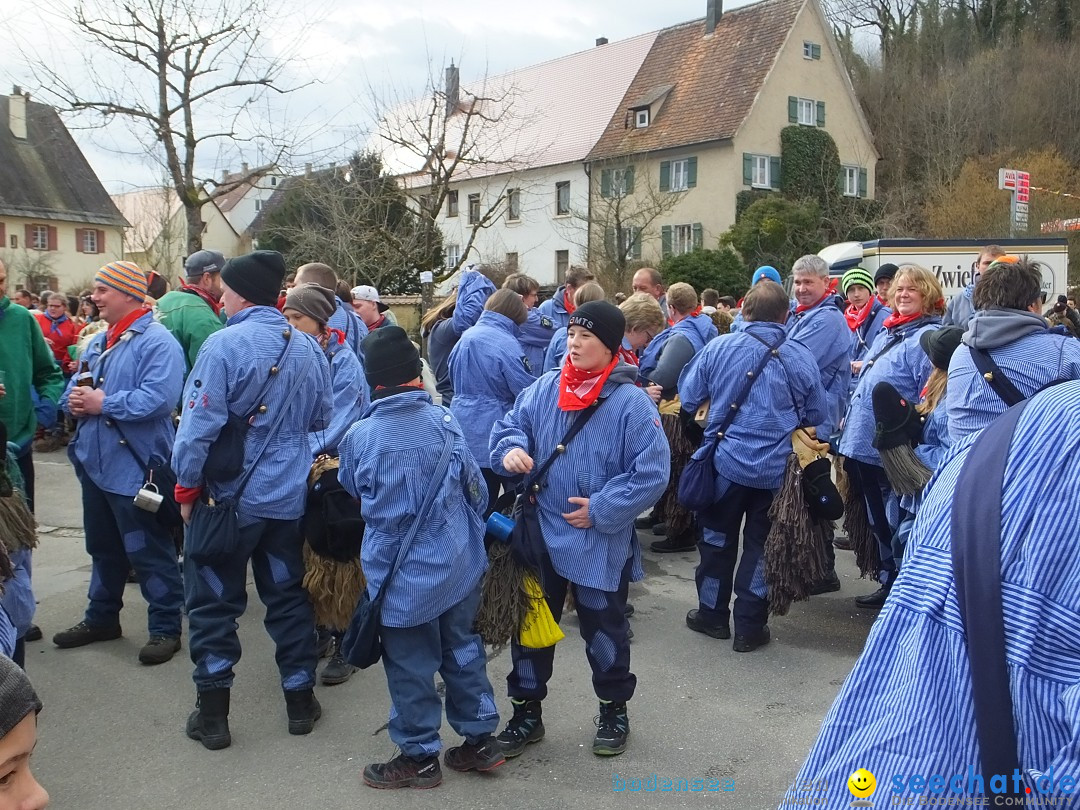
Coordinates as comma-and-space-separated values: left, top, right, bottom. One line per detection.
95, 261, 148, 300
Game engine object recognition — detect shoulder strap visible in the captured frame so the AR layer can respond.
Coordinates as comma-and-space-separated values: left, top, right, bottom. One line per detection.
708, 332, 785, 442
525, 396, 606, 489
242, 329, 295, 419
969, 347, 1026, 407
951, 397, 1031, 784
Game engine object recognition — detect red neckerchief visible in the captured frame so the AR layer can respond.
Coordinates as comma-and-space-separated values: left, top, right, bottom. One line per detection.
877, 294, 889, 306
326, 328, 346, 348
617, 346, 639, 367
689, 305, 703, 317
563, 288, 576, 315
558, 354, 618, 411
369, 314, 387, 330
882, 310, 924, 330
374, 381, 425, 392
105, 307, 148, 349
181, 283, 222, 315
795, 291, 831, 314
844, 299, 874, 332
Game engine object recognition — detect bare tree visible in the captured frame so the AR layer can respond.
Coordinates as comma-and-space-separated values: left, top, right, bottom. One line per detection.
31, 0, 318, 253
824, 0, 920, 56
0, 250, 58, 293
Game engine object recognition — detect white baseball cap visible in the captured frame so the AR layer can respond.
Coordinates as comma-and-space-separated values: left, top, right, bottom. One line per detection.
351, 284, 388, 312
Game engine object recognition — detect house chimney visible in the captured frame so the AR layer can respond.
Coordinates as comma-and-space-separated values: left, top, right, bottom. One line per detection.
445, 62, 460, 119
241, 161, 249, 175
221, 168, 229, 182
706, 0, 722, 33
9, 86, 27, 141
596, 37, 608, 46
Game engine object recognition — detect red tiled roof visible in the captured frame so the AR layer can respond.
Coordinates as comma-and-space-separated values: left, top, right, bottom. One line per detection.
587, 0, 804, 161
214, 164, 276, 212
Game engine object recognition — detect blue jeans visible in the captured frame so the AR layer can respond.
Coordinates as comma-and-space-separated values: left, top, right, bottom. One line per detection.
79, 472, 183, 636
379, 587, 498, 758
185, 516, 316, 691
696, 483, 773, 635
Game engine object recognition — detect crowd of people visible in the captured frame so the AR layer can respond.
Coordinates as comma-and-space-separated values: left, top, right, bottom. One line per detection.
0, 242, 1078, 802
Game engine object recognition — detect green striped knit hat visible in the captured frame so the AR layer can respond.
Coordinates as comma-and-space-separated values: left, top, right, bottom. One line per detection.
841, 267, 874, 295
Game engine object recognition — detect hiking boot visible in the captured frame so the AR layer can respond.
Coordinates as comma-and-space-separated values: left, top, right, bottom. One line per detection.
33, 435, 64, 454
634, 512, 662, 530
650, 532, 697, 553
809, 571, 842, 595
52, 621, 122, 649
284, 688, 322, 735
495, 698, 544, 757
24, 624, 42, 642
593, 700, 629, 756
833, 535, 853, 551
855, 586, 890, 609
363, 753, 442, 789
649, 521, 668, 536
733, 625, 771, 653
186, 689, 231, 750
685, 609, 730, 639
139, 635, 181, 665
444, 736, 506, 772
320, 646, 356, 686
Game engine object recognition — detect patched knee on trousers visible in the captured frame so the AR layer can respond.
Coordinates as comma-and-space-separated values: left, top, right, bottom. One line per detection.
88, 569, 108, 600
452, 639, 482, 669
145, 574, 168, 600
588, 631, 618, 672
198, 565, 225, 598
574, 586, 607, 612
203, 653, 233, 675
707, 531, 729, 548
515, 657, 538, 691
265, 552, 291, 585
477, 692, 498, 720
749, 564, 768, 600
388, 703, 398, 722
122, 529, 147, 554
699, 576, 721, 609
283, 670, 312, 690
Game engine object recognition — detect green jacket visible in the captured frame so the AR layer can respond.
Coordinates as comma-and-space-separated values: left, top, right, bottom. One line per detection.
155, 289, 225, 375
0, 298, 65, 446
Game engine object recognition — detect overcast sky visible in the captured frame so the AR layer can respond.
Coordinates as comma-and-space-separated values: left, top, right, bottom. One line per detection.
1, 0, 754, 192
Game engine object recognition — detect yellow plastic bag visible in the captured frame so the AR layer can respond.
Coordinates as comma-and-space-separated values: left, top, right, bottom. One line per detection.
518, 573, 565, 649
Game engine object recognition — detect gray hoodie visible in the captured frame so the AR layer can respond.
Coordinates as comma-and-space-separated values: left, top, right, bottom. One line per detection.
963, 308, 1047, 350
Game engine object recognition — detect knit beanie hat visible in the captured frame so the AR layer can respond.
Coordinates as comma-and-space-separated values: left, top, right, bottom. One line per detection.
220, 250, 286, 307
920, 326, 964, 371
363, 326, 422, 388
95, 260, 148, 300
874, 263, 899, 285
752, 265, 782, 285
569, 300, 625, 356
0, 654, 41, 739
841, 267, 875, 295
284, 283, 336, 327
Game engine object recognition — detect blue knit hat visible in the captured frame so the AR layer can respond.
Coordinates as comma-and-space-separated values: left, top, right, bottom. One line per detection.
752, 266, 782, 285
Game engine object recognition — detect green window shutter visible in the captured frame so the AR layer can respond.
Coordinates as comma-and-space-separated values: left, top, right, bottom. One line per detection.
788, 96, 798, 123
692, 223, 703, 251
742, 153, 753, 186
659, 161, 671, 192
600, 169, 611, 198
624, 166, 635, 194
687, 156, 698, 188
816, 101, 826, 127
837, 168, 846, 193
661, 225, 673, 259
770, 157, 781, 190
859, 168, 868, 197
811, 43, 821, 59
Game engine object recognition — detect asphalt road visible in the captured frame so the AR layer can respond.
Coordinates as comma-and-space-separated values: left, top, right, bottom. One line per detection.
25, 448, 879, 810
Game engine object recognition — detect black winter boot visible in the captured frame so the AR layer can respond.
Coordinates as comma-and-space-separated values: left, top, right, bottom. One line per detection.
593, 700, 629, 756
284, 688, 322, 735
495, 698, 544, 757
186, 689, 231, 750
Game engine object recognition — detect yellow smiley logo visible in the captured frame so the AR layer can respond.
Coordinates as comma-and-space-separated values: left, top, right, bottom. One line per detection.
847, 768, 876, 798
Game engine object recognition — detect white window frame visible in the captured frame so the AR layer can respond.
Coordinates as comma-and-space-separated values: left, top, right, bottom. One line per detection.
843, 165, 860, 197
446, 190, 459, 218
797, 97, 815, 126
619, 226, 641, 260
670, 159, 690, 192
270, 176, 278, 186
803, 41, 814, 59
82, 229, 98, 254
506, 188, 521, 222
672, 224, 694, 256
32, 225, 48, 251
468, 193, 480, 225
635, 108, 649, 128
752, 155, 771, 189
254, 198, 263, 212
445, 244, 462, 269
611, 169, 629, 198
555, 181, 571, 216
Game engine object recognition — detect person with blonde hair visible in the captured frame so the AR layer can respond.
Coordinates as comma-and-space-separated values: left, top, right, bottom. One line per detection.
543, 282, 606, 371
422, 267, 496, 406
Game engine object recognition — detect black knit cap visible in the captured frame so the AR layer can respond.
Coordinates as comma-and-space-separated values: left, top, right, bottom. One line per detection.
0, 654, 41, 739
871, 381, 925, 450
874, 263, 899, 285
220, 250, 286, 307
568, 300, 625, 356
363, 325, 422, 389
920, 326, 964, 371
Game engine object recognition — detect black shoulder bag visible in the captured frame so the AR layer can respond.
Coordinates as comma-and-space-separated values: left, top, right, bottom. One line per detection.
508, 399, 605, 574
969, 347, 1026, 407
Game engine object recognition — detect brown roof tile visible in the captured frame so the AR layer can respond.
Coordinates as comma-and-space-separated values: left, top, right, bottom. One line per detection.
587, 0, 804, 162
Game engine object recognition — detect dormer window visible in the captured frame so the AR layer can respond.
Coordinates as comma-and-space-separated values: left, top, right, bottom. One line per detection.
635, 109, 650, 128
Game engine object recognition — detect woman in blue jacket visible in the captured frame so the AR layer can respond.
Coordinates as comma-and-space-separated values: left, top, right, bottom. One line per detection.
449, 289, 535, 513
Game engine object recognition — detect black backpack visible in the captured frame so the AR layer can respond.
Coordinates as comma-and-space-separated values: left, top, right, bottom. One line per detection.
303, 459, 365, 562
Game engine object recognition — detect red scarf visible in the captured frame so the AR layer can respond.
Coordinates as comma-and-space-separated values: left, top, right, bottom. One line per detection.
795, 291, 831, 314
688, 305, 703, 318
563, 288, 576, 315
182, 283, 222, 315
106, 307, 148, 349
369, 314, 387, 330
877, 294, 889, 306
882, 310, 924, 330
617, 346, 639, 367
558, 355, 618, 411
844, 299, 874, 332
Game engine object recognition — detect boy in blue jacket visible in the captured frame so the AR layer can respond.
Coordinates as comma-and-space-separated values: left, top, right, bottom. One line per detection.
339, 326, 502, 789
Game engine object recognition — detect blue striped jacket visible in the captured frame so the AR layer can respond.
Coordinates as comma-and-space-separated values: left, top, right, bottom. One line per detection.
489, 366, 670, 591
172, 306, 332, 520
787, 298, 852, 437
679, 322, 829, 490
787, 381, 1080, 801
449, 310, 536, 469
328, 298, 368, 362
61, 310, 184, 496
310, 332, 367, 458
518, 308, 556, 377
338, 391, 488, 627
